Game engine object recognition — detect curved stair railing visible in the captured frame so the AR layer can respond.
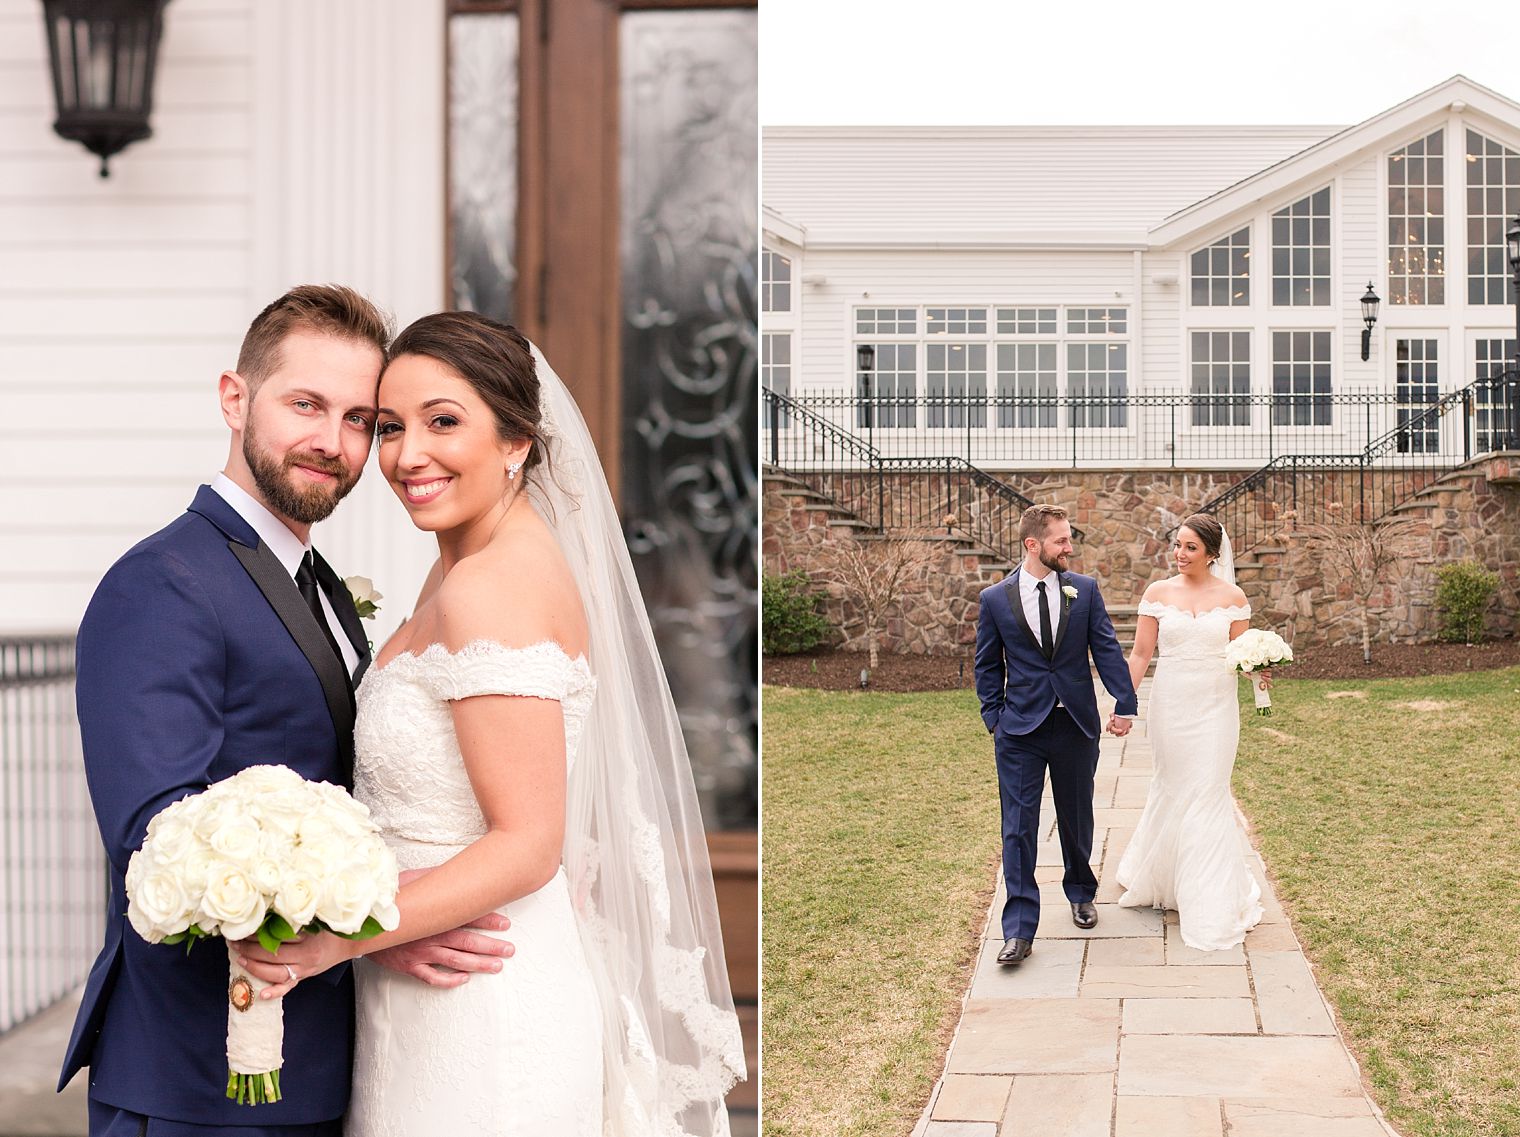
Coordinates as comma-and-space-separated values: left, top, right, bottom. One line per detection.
763, 388, 1065, 563
1191, 375, 1519, 554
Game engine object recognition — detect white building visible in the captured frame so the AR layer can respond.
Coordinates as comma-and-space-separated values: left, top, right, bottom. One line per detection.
762, 76, 1520, 473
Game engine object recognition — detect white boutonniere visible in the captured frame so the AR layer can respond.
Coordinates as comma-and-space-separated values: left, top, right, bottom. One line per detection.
1061, 584, 1078, 602
344, 576, 383, 620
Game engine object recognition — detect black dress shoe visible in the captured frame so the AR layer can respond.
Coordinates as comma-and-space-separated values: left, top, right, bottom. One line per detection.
996, 937, 1033, 965
1071, 901, 1098, 929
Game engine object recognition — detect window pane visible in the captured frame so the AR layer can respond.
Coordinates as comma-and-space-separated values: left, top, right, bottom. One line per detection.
1191, 226, 1250, 307
1465, 129, 1520, 306
1272, 188, 1331, 307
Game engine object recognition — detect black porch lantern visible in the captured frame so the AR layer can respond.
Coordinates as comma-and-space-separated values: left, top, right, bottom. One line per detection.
856, 343, 876, 373
41, 0, 171, 178
1359, 281, 1380, 362
1507, 215, 1520, 274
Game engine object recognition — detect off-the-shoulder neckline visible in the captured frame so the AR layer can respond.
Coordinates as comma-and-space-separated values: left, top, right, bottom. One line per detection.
1138, 600, 1251, 619
371, 637, 590, 677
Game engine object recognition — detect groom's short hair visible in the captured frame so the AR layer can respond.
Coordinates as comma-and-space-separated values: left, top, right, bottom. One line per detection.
236, 284, 391, 392
1019, 504, 1069, 545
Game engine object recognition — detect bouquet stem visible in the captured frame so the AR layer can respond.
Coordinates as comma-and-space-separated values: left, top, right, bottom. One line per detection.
1252, 675, 1273, 717
225, 941, 284, 1104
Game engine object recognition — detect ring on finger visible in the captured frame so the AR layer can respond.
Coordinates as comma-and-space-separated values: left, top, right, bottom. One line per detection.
284, 964, 298, 983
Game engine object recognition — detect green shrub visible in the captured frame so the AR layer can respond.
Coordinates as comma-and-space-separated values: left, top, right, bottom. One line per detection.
762, 570, 831, 654
1434, 559, 1500, 644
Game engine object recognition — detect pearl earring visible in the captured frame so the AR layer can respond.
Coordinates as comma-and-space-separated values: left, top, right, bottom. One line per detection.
506, 461, 522, 481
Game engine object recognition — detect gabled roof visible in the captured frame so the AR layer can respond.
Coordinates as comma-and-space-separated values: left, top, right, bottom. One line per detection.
762, 76, 1520, 252
763, 124, 1338, 249
1148, 75, 1520, 247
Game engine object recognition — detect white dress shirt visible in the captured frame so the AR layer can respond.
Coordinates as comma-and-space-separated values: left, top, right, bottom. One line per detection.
1016, 563, 1134, 718
1017, 564, 1060, 651
211, 473, 361, 677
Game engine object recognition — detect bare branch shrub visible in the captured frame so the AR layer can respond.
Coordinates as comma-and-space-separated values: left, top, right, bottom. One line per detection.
1289, 504, 1425, 663
813, 529, 941, 669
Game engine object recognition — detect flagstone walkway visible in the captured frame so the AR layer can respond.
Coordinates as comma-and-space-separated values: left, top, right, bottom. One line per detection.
912, 678, 1399, 1137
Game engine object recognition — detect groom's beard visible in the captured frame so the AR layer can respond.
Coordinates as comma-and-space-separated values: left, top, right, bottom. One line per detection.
244, 425, 360, 526
1039, 550, 1069, 573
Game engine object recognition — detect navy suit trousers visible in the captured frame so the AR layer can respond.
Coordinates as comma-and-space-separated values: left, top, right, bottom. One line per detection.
994, 706, 1100, 941
89, 1099, 342, 1137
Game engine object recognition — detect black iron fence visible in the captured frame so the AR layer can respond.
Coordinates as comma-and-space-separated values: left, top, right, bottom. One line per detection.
762, 389, 1045, 563
0, 635, 102, 1035
1196, 377, 1520, 554
765, 379, 1520, 469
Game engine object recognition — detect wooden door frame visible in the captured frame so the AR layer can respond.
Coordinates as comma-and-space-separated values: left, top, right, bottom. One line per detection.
446, 0, 755, 501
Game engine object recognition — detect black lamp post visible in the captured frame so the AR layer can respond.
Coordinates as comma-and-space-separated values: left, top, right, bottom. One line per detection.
857, 343, 876, 434
1359, 282, 1380, 362
41, 0, 171, 178
1505, 216, 1520, 449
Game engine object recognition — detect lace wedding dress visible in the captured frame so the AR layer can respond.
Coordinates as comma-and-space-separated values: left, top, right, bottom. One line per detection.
345, 639, 603, 1137
1116, 602, 1264, 951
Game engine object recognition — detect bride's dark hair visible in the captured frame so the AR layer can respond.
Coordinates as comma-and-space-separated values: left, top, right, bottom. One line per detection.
1178, 513, 1224, 561
385, 311, 548, 481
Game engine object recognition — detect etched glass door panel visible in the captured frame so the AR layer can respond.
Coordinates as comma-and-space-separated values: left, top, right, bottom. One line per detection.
448, 11, 518, 321
619, 11, 758, 832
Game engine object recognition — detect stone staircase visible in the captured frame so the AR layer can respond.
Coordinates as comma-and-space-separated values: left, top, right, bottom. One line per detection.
763, 468, 1014, 584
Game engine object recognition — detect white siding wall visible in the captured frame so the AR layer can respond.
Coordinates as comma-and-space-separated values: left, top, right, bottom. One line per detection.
1140, 250, 1183, 390
793, 248, 1135, 391
1337, 153, 1382, 388
0, 0, 445, 638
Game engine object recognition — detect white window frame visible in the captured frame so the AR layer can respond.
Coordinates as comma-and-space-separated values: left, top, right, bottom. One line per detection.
848, 302, 1134, 442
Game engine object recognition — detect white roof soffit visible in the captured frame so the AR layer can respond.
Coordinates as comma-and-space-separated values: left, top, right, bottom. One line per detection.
762, 205, 806, 249
791, 231, 1150, 251
1149, 75, 1520, 249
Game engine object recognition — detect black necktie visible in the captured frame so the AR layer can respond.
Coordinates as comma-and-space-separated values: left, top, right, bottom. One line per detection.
296, 551, 346, 667
1036, 579, 1053, 658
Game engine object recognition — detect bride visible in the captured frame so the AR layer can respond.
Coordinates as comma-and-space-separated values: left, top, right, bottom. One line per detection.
1116, 512, 1266, 952
238, 311, 744, 1134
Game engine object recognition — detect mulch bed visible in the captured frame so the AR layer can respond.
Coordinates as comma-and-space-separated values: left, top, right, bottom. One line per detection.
764, 640, 1520, 692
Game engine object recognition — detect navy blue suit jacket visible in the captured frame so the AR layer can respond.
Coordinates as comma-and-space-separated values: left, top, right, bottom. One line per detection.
59, 486, 372, 1126
974, 569, 1138, 739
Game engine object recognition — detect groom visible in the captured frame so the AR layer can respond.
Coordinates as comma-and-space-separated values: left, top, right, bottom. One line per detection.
59, 286, 512, 1136
975, 504, 1138, 965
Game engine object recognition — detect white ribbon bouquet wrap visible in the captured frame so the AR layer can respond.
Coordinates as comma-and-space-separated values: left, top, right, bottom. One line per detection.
1224, 628, 1294, 715
124, 765, 400, 1105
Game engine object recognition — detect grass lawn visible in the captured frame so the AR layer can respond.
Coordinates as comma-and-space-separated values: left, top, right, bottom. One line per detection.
760, 686, 996, 1137
762, 668, 1520, 1137
1233, 666, 1520, 1137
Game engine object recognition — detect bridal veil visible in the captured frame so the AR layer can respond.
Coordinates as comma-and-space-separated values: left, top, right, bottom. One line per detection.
524, 345, 744, 1136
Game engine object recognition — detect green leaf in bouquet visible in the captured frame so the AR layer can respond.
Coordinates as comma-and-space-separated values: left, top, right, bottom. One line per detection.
265, 914, 300, 943
256, 924, 281, 955
330, 915, 387, 941
163, 924, 206, 954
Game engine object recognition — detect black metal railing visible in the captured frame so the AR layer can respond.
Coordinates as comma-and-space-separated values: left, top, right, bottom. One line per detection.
0, 635, 103, 1035
1193, 374, 1520, 554
763, 389, 1047, 562
766, 383, 1520, 469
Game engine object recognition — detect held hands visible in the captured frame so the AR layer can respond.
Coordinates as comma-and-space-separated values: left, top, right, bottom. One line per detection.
1106, 714, 1133, 737
233, 867, 516, 998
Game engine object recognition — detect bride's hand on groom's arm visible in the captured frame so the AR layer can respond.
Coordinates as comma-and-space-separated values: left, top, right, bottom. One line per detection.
235, 913, 515, 998
365, 917, 515, 989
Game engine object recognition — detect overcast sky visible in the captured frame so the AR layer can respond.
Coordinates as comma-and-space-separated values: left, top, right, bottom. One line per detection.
760, 0, 1516, 126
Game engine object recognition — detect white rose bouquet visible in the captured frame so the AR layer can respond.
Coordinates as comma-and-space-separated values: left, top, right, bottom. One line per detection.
125, 765, 399, 1106
1224, 628, 1294, 716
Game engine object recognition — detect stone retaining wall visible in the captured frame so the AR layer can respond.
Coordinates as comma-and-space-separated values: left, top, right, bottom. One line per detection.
764, 462, 1520, 655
